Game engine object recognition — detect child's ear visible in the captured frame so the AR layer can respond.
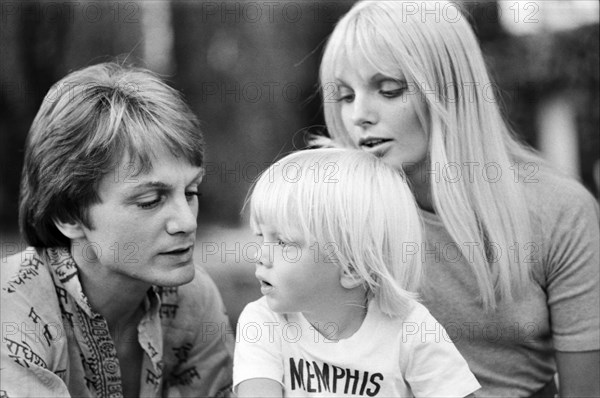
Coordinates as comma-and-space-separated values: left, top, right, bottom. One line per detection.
340, 267, 364, 289
53, 218, 87, 240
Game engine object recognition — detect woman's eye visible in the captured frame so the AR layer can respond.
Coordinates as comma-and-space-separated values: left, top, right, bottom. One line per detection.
277, 239, 287, 247
335, 88, 354, 103
380, 88, 405, 98
337, 94, 354, 103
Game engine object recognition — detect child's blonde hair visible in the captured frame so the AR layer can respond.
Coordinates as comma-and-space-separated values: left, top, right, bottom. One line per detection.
249, 148, 422, 317
319, 1, 540, 310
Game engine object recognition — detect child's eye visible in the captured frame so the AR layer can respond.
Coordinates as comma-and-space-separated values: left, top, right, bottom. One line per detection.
185, 191, 200, 202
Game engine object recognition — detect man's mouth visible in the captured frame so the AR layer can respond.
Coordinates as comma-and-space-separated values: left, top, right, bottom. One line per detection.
161, 246, 193, 255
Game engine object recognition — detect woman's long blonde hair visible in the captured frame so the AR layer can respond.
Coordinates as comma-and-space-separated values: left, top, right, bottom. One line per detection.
319, 0, 542, 310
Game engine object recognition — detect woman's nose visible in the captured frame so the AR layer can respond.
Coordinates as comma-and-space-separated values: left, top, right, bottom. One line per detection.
351, 96, 377, 127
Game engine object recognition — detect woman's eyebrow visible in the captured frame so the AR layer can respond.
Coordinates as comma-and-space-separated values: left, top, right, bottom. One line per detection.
371, 73, 404, 84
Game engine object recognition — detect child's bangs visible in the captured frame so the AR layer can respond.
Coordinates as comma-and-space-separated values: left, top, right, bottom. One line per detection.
249, 167, 305, 239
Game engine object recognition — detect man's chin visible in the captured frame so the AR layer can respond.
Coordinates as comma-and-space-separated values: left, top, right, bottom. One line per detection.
157, 264, 196, 287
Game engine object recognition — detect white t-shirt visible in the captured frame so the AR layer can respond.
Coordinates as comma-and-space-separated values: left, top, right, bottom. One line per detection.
234, 297, 480, 397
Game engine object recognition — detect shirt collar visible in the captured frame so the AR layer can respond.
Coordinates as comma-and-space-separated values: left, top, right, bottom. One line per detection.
46, 247, 98, 318
46, 247, 166, 372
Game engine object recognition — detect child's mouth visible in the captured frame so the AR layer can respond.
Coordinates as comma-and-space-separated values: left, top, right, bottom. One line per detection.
260, 280, 274, 294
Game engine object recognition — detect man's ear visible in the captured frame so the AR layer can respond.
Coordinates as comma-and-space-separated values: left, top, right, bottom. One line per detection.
340, 266, 364, 289
53, 218, 87, 240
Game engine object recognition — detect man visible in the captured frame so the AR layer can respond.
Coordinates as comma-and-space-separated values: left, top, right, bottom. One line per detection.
1, 63, 233, 397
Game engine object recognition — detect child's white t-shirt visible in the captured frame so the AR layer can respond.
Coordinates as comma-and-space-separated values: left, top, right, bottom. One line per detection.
233, 297, 480, 397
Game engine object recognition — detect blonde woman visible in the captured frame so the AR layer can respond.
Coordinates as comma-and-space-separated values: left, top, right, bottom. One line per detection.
314, 1, 599, 396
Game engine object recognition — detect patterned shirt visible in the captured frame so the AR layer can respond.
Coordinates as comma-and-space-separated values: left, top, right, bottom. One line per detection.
1, 247, 233, 397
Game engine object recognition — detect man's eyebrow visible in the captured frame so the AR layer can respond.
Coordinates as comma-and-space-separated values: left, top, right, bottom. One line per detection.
126, 181, 172, 194
125, 169, 204, 194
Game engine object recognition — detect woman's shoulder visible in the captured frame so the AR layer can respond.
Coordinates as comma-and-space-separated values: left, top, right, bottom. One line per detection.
521, 166, 599, 275
521, 165, 598, 219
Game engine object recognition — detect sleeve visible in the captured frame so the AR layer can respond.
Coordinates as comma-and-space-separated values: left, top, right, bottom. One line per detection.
1, 260, 71, 397
544, 186, 600, 351
233, 298, 285, 392
165, 268, 234, 398
402, 307, 480, 397
0, 333, 69, 398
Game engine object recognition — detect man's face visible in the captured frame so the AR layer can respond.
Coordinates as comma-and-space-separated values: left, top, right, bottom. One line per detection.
75, 149, 204, 288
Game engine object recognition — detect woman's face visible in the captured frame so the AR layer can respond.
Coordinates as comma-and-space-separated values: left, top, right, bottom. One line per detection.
334, 55, 429, 173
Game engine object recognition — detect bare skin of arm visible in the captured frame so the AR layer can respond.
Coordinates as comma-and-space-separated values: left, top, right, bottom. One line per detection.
236, 378, 282, 398
556, 350, 600, 397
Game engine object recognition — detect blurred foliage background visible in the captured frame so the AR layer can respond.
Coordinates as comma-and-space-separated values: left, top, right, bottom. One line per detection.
1, 0, 598, 323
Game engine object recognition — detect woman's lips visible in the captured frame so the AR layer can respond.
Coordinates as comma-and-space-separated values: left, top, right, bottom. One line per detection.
358, 137, 393, 148
360, 139, 393, 157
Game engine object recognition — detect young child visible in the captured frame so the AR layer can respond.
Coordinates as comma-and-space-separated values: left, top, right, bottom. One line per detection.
233, 148, 480, 397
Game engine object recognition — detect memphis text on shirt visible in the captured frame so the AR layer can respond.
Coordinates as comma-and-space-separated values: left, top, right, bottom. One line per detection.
288, 357, 383, 396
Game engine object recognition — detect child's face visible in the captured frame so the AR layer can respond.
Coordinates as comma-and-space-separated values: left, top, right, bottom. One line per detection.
254, 223, 346, 314
334, 54, 429, 172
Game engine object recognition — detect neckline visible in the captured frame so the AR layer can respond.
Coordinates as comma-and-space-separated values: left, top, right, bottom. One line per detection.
299, 300, 376, 344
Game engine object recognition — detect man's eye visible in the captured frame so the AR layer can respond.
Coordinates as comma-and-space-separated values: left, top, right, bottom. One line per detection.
138, 197, 162, 209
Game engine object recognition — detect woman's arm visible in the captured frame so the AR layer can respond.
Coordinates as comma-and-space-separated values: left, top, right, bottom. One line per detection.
556, 350, 600, 397
543, 184, 600, 396
237, 378, 283, 397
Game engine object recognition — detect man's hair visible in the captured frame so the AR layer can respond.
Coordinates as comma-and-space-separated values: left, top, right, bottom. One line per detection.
19, 62, 205, 248
248, 148, 423, 317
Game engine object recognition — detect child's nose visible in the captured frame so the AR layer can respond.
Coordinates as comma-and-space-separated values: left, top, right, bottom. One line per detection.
257, 243, 273, 267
